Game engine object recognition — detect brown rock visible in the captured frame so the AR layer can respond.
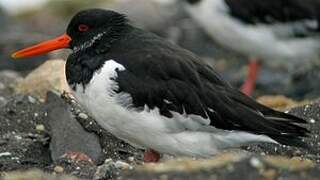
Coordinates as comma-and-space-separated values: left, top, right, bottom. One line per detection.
137, 152, 247, 173
263, 156, 315, 171
256, 95, 307, 111
14, 59, 69, 100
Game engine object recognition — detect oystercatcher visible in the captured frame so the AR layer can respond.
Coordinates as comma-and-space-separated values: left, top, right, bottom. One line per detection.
12, 9, 309, 162
183, 0, 320, 96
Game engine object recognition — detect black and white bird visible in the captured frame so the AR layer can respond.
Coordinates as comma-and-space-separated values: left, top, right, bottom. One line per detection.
12, 9, 309, 162
183, 0, 320, 96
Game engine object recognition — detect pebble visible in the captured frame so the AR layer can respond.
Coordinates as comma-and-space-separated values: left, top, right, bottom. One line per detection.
28, 96, 37, 104
115, 160, 132, 170
128, 156, 135, 162
249, 157, 264, 169
0, 96, 7, 107
0, 152, 12, 157
310, 119, 316, 124
36, 124, 45, 132
78, 113, 89, 120
54, 166, 64, 173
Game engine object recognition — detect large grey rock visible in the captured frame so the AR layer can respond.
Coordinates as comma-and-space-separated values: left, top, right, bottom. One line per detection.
45, 92, 102, 164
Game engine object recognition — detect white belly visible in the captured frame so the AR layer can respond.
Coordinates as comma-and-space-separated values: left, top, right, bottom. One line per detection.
70, 60, 275, 157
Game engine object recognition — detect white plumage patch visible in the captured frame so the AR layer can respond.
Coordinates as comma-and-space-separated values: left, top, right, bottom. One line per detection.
71, 59, 275, 157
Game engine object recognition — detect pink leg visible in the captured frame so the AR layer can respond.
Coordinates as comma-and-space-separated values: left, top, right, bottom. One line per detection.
240, 59, 261, 96
143, 149, 160, 163
61, 151, 94, 164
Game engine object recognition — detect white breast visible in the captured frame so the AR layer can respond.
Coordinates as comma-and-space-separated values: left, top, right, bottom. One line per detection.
70, 59, 275, 157
185, 0, 320, 66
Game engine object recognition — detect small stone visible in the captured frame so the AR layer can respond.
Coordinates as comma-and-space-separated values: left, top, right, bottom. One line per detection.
0, 96, 7, 107
128, 156, 135, 162
0, 152, 12, 157
36, 124, 45, 132
78, 113, 88, 120
93, 159, 119, 180
250, 157, 264, 169
115, 160, 132, 170
28, 96, 37, 103
310, 119, 316, 123
54, 166, 64, 173
261, 169, 277, 179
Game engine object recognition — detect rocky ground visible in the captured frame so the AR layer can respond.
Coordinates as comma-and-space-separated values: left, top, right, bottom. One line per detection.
1, 1, 320, 179
0, 60, 319, 180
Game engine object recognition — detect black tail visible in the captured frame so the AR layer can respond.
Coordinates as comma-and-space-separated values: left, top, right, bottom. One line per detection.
224, 90, 311, 149
268, 135, 310, 149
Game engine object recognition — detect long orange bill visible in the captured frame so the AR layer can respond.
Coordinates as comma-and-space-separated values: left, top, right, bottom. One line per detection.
11, 33, 72, 59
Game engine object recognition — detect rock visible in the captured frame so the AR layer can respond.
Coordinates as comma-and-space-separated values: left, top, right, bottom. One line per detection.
93, 159, 127, 180
256, 95, 307, 111
3, 169, 76, 180
36, 124, 45, 132
123, 154, 320, 180
0, 70, 23, 86
53, 165, 65, 173
14, 59, 69, 100
264, 156, 315, 171
0, 70, 23, 97
45, 92, 102, 164
137, 152, 246, 173
61, 92, 143, 163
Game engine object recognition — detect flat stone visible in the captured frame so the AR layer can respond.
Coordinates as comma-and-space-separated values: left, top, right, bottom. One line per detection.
45, 92, 102, 164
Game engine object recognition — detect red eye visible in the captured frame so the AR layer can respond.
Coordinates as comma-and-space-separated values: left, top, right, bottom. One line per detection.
78, 24, 89, 32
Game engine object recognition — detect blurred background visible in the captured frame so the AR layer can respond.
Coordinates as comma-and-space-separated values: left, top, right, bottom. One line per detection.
0, 0, 319, 100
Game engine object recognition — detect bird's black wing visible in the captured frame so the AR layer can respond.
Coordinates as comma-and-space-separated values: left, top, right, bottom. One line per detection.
107, 29, 309, 147
225, 0, 319, 24
224, 0, 320, 37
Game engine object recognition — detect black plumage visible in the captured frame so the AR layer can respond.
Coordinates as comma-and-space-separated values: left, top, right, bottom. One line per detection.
65, 9, 309, 148
225, 0, 320, 25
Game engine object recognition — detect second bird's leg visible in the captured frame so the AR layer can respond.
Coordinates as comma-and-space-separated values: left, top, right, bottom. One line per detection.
240, 59, 261, 96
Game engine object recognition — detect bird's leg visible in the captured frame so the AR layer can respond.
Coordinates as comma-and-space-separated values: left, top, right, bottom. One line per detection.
240, 59, 261, 96
143, 149, 161, 163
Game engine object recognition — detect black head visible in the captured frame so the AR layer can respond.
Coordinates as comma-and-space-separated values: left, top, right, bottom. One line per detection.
67, 9, 129, 52
12, 9, 130, 58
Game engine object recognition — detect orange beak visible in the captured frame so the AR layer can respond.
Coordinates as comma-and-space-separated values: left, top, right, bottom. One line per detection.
11, 33, 72, 59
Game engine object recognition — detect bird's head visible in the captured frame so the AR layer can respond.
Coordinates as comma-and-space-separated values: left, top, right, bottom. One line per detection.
12, 9, 129, 59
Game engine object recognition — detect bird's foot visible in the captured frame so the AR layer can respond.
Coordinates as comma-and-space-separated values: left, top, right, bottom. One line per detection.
240, 59, 261, 96
143, 149, 160, 163
61, 151, 94, 164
